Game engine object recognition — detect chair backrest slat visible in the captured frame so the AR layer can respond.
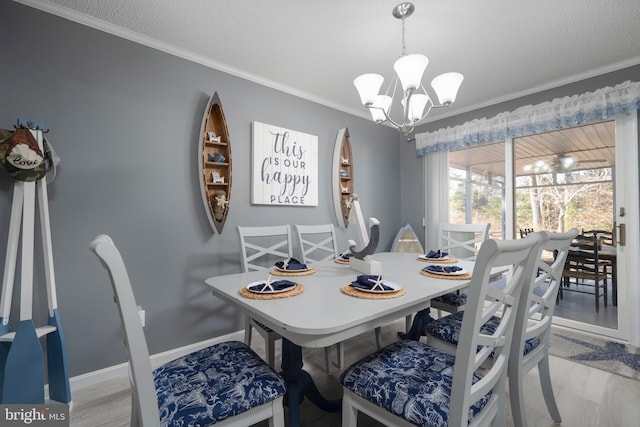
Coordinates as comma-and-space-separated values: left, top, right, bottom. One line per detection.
237, 225, 293, 272
294, 224, 338, 264
565, 232, 604, 276
514, 229, 578, 353
90, 235, 160, 427
439, 223, 490, 261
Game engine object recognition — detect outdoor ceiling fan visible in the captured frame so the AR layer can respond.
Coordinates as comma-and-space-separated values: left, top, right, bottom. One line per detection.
550, 154, 607, 172
523, 154, 607, 174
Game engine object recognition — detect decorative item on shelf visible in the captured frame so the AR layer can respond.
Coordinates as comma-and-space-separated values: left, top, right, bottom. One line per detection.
198, 91, 232, 234
353, 2, 463, 136
212, 171, 225, 184
341, 195, 352, 220
207, 131, 221, 143
207, 152, 226, 163
333, 128, 354, 228
212, 190, 228, 221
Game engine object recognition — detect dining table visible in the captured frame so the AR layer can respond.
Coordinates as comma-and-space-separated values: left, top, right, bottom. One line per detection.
205, 252, 482, 427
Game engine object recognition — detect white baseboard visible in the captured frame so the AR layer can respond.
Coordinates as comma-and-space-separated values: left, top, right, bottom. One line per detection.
65, 329, 244, 393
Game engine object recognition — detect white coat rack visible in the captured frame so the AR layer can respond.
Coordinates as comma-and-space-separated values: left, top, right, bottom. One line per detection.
0, 120, 70, 404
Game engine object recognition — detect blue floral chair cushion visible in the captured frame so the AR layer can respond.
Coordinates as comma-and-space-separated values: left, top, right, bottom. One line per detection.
424, 311, 541, 356
340, 340, 490, 427
154, 341, 286, 427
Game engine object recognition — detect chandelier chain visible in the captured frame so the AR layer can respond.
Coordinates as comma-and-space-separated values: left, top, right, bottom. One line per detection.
400, 15, 406, 57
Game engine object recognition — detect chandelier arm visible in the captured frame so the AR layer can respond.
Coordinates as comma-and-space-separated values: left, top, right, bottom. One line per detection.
376, 104, 414, 135
384, 74, 400, 99
403, 88, 414, 124
365, 104, 404, 129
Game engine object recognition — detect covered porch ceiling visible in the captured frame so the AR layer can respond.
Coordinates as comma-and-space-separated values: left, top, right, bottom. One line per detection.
448, 121, 616, 179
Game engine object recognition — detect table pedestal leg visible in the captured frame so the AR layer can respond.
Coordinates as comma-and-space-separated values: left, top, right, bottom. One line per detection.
397, 308, 434, 340
280, 339, 341, 427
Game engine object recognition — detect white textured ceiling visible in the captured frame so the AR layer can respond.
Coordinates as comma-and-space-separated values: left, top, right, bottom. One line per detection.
19, 0, 640, 123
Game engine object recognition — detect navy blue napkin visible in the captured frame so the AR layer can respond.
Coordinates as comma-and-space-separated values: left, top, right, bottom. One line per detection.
249, 279, 296, 293
350, 275, 394, 291
275, 257, 308, 271
424, 265, 463, 274
338, 252, 353, 260
425, 249, 448, 259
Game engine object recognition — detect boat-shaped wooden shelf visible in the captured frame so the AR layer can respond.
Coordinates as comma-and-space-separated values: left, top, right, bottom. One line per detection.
333, 128, 354, 228
198, 91, 232, 234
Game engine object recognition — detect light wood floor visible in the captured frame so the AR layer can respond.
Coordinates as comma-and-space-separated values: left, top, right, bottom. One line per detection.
69, 319, 640, 427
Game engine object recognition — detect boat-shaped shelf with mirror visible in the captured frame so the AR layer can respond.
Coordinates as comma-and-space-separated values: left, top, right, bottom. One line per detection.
333, 128, 354, 228
198, 91, 232, 234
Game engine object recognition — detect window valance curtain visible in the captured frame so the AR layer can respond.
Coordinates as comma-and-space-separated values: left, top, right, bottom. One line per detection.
416, 80, 640, 157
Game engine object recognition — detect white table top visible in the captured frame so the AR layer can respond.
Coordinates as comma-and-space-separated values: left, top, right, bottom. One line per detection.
205, 252, 475, 349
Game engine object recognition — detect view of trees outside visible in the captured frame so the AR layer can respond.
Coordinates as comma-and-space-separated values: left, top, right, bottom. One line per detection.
448, 158, 614, 237
515, 169, 614, 233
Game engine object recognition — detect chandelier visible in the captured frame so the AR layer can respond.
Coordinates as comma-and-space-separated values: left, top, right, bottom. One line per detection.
353, 2, 464, 135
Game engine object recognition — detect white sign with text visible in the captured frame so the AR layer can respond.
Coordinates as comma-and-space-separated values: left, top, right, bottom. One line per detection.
251, 122, 318, 206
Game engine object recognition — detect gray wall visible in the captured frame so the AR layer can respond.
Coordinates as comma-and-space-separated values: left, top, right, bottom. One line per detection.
400, 65, 640, 246
0, 2, 400, 377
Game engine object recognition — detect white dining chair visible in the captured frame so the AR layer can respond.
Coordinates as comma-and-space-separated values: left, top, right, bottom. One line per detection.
294, 223, 339, 263
509, 229, 577, 426
424, 229, 577, 427
90, 234, 286, 427
237, 225, 292, 369
340, 234, 543, 427
294, 223, 381, 374
430, 222, 491, 314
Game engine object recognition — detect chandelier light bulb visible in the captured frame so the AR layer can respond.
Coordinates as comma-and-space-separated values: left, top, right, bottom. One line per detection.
394, 54, 429, 91
431, 72, 464, 105
354, 74, 384, 105
370, 95, 393, 122
402, 93, 430, 123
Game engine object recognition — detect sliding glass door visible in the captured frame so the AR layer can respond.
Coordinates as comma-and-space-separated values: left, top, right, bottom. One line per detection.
513, 122, 617, 333
445, 117, 638, 340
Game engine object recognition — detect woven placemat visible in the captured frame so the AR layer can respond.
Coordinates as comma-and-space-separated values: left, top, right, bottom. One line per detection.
340, 284, 405, 299
270, 268, 316, 277
334, 259, 350, 265
239, 283, 304, 299
420, 270, 472, 280
418, 257, 459, 264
